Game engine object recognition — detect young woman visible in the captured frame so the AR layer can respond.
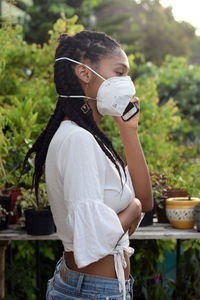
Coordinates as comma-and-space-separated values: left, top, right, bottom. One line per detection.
23, 30, 153, 300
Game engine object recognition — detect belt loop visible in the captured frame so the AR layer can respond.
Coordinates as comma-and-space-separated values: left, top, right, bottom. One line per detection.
129, 275, 134, 299
76, 273, 84, 293
56, 256, 63, 267
54, 256, 63, 275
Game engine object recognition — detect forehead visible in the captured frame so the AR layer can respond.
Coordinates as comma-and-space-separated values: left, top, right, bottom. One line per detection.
98, 48, 129, 70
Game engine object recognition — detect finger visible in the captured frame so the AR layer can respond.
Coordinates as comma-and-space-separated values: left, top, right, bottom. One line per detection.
131, 96, 140, 107
133, 96, 139, 102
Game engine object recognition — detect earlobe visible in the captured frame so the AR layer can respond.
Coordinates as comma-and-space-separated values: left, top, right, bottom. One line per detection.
74, 65, 91, 84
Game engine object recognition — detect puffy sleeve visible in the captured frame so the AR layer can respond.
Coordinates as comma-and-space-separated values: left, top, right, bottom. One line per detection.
66, 201, 125, 268
59, 129, 124, 268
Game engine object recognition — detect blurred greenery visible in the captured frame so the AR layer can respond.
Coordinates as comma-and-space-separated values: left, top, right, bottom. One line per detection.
11, 0, 200, 65
22, 0, 101, 44
0, 15, 83, 188
5, 240, 63, 300
129, 55, 200, 143
0, 3, 200, 299
94, 0, 197, 65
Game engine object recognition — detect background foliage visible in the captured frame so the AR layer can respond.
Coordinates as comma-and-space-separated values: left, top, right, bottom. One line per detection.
1, 1, 200, 299
15, 0, 200, 65
94, 0, 197, 65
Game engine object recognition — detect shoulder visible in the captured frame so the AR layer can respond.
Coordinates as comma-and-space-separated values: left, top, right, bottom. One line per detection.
59, 121, 100, 149
51, 120, 96, 148
57, 122, 106, 179
55, 121, 106, 163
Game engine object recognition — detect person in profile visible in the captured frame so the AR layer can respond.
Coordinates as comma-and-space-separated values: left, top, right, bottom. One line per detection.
23, 30, 153, 300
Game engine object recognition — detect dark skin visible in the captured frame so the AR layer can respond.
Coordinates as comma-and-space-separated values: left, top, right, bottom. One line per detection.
64, 47, 153, 280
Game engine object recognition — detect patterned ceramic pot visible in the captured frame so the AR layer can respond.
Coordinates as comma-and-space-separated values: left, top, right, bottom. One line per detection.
166, 197, 200, 229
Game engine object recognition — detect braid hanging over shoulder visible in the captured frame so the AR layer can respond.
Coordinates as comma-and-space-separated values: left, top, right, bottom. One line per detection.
21, 30, 126, 203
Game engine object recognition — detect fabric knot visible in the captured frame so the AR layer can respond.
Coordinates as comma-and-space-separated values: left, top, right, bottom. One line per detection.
111, 244, 135, 300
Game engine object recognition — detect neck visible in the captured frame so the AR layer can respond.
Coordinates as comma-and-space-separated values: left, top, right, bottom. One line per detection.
88, 99, 102, 125
63, 106, 102, 125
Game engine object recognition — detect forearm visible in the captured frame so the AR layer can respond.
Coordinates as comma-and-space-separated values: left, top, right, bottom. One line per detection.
120, 128, 153, 212
117, 197, 142, 233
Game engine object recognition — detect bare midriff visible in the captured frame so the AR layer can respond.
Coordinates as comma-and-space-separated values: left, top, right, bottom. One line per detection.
64, 251, 130, 280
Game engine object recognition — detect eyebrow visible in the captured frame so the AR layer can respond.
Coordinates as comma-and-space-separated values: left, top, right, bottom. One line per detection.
115, 63, 130, 70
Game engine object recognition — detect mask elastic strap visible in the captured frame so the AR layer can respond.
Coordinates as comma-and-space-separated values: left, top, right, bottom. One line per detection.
55, 57, 105, 81
59, 95, 96, 101
59, 95, 95, 114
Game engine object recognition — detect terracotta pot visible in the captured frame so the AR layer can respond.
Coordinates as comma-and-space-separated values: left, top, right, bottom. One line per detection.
9, 188, 22, 224
166, 189, 188, 198
166, 197, 200, 229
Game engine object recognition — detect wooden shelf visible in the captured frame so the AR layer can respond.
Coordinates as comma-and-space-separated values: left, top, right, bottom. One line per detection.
0, 223, 199, 240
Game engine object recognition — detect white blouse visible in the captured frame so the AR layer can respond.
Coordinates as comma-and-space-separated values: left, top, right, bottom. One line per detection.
45, 120, 135, 299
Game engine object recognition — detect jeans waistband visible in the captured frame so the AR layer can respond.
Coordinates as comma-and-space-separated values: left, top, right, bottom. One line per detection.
54, 255, 134, 294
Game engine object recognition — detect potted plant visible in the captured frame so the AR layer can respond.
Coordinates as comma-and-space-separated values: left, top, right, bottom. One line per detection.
0, 162, 23, 225
166, 166, 200, 229
166, 197, 200, 229
0, 160, 19, 229
0, 189, 12, 230
0, 100, 41, 225
165, 173, 188, 198
151, 172, 171, 223
8, 187, 22, 224
17, 184, 55, 235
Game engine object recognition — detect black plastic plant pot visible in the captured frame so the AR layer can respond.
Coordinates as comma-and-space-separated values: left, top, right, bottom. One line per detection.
24, 207, 55, 235
139, 208, 154, 227
194, 204, 200, 232
155, 201, 170, 223
0, 195, 12, 230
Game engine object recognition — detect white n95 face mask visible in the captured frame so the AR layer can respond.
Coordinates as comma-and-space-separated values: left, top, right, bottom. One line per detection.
96, 75, 135, 116
55, 57, 136, 117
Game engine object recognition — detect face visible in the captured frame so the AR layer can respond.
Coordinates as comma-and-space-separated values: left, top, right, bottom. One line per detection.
87, 47, 130, 99
74, 47, 130, 123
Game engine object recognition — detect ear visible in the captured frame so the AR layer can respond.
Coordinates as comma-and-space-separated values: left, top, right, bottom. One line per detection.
74, 64, 93, 84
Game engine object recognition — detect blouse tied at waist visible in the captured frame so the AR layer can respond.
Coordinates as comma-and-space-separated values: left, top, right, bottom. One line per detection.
112, 236, 135, 300
59, 201, 135, 299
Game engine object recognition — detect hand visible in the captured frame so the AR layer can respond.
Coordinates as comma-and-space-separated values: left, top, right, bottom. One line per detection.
128, 222, 136, 236
128, 212, 144, 236
118, 197, 142, 234
113, 96, 140, 130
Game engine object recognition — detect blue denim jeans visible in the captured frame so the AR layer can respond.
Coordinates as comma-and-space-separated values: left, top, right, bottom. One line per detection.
46, 256, 134, 299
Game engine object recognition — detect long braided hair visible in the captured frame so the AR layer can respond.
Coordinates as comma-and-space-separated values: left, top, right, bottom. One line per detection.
22, 30, 126, 203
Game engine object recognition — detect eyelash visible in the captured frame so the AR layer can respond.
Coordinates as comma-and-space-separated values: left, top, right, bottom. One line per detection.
116, 71, 124, 76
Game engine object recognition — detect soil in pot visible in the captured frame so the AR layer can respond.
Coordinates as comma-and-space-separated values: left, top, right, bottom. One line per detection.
0, 195, 12, 230
25, 207, 55, 235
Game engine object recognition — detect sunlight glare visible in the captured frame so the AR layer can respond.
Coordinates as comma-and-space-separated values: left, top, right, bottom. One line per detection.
161, 0, 200, 35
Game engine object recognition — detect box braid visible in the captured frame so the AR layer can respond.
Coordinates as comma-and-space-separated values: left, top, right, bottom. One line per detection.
22, 30, 126, 204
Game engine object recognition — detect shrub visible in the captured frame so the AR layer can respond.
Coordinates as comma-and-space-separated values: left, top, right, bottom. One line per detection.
0, 15, 83, 187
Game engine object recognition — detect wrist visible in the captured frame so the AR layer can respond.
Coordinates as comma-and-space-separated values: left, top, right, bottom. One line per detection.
119, 126, 139, 137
